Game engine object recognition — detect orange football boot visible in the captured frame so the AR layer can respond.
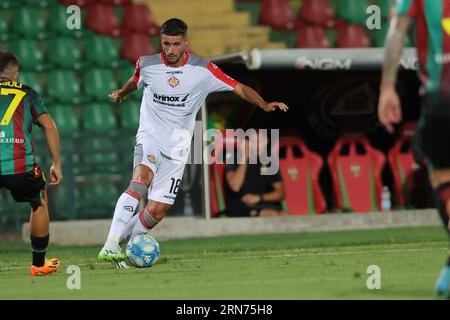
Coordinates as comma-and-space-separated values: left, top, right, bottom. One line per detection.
30, 258, 60, 277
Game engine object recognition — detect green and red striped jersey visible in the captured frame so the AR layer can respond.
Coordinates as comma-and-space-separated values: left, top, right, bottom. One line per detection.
397, 0, 450, 95
0, 77, 47, 175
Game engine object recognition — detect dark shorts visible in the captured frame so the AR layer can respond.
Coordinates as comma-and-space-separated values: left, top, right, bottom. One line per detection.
417, 94, 450, 170
0, 164, 46, 209
226, 202, 282, 217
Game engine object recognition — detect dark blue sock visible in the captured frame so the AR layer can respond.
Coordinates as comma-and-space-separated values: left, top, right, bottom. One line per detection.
30, 234, 49, 267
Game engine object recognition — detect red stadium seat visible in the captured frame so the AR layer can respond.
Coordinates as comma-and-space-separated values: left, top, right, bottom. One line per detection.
210, 162, 226, 217
296, 24, 330, 48
260, 0, 298, 30
122, 33, 156, 62
60, 0, 95, 6
278, 139, 326, 215
299, 0, 336, 27
328, 135, 386, 212
122, 3, 159, 36
209, 131, 238, 217
85, 4, 122, 37
337, 23, 371, 48
388, 122, 418, 208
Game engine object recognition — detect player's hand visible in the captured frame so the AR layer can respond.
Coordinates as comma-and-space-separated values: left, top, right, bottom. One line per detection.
378, 86, 402, 134
108, 89, 125, 103
49, 163, 63, 186
241, 194, 262, 206
263, 102, 289, 112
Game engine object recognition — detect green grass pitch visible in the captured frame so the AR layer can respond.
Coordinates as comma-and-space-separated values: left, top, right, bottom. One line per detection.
0, 226, 448, 299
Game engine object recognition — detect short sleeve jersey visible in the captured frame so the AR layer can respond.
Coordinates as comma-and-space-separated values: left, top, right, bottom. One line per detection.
133, 52, 239, 161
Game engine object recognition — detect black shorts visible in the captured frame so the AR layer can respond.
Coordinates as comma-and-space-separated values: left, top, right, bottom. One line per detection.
0, 164, 46, 209
226, 202, 282, 217
417, 94, 450, 170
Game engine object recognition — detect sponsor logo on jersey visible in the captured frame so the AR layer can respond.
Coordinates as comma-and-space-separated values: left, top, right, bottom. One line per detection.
0, 130, 25, 144
152, 93, 189, 108
442, 18, 450, 36
168, 76, 180, 88
166, 71, 183, 75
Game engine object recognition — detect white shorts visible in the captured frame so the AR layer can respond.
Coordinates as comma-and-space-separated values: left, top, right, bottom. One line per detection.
133, 142, 185, 205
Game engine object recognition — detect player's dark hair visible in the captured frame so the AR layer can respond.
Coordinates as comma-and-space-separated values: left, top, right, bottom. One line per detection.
0, 51, 19, 73
160, 18, 188, 37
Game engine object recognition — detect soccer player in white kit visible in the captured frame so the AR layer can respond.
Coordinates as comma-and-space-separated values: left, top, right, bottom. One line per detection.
98, 18, 289, 265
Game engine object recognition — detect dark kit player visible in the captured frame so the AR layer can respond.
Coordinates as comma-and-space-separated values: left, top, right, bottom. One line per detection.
0, 52, 63, 276
378, 0, 450, 297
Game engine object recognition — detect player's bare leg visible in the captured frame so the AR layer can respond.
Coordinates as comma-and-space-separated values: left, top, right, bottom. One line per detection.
128, 200, 172, 240
99, 165, 153, 262
429, 169, 450, 298
29, 192, 60, 276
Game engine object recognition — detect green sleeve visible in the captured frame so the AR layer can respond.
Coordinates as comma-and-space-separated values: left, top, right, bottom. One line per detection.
29, 89, 48, 123
396, 0, 418, 18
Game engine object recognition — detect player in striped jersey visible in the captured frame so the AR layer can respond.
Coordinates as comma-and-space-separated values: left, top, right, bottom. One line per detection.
378, 0, 450, 297
0, 52, 63, 276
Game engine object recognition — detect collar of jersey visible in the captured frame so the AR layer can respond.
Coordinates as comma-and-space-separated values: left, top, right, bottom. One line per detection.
160, 51, 190, 68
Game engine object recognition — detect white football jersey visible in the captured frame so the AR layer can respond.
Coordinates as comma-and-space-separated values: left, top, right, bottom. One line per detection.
133, 52, 238, 161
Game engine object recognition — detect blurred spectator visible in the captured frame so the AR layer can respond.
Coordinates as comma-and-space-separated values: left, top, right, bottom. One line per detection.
224, 130, 288, 217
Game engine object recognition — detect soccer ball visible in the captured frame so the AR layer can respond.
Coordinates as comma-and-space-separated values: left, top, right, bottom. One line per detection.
126, 233, 160, 268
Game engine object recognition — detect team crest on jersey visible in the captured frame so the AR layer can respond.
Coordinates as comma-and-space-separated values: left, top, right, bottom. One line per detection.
443, 18, 450, 36
148, 155, 156, 163
168, 76, 180, 88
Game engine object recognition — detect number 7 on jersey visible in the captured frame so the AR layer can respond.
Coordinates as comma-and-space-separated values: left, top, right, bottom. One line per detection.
0, 88, 26, 126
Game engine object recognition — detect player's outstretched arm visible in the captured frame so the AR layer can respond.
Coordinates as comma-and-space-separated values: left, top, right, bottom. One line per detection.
233, 83, 289, 113
38, 113, 63, 186
378, 15, 410, 134
108, 77, 138, 103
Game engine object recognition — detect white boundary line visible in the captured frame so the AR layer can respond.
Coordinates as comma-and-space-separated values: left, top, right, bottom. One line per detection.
0, 247, 446, 272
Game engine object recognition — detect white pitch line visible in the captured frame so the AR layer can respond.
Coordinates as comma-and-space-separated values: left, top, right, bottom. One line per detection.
173, 247, 447, 263
0, 247, 445, 272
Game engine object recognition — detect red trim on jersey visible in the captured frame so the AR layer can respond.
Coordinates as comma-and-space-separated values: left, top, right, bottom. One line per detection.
415, 0, 430, 88
13, 100, 27, 173
133, 58, 141, 86
207, 62, 239, 88
160, 51, 190, 67
441, 0, 450, 92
